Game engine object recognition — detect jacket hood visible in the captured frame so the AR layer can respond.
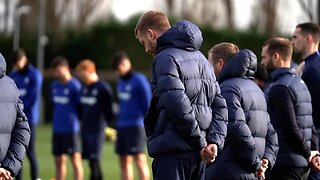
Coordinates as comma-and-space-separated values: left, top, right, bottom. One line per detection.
219, 49, 257, 82
157, 20, 203, 53
0, 53, 6, 79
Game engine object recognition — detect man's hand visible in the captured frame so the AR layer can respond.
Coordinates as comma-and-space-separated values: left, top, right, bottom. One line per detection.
199, 144, 218, 163
310, 154, 320, 172
309, 151, 319, 163
255, 159, 268, 180
0, 168, 12, 180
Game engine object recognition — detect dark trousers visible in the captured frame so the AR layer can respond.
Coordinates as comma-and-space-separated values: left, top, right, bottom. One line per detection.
308, 128, 320, 180
270, 165, 310, 180
152, 154, 206, 180
16, 124, 39, 180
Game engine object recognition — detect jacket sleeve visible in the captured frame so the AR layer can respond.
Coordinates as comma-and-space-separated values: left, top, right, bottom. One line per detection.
100, 82, 115, 124
221, 84, 260, 173
2, 99, 31, 177
137, 75, 152, 116
206, 81, 228, 151
263, 118, 279, 168
23, 71, 43, 109
155, 55, 206, 151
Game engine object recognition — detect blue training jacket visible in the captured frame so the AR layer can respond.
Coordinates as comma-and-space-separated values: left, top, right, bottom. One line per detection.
50, 77, 81, 133
9, 64, 43, 125
80, 80, 114, 133
116, 72, 151, 128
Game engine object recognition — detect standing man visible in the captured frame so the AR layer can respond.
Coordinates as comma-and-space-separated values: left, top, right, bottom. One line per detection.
9, 48, 42, 180
76, 59, 114, 180
206, 46, 279, 179
50, 56, 84, 180
291, 22, 320, 180
135, 10, 228, 179
261, 37, 320, 179
0, 52, 31, 179
111, 51, 151, 180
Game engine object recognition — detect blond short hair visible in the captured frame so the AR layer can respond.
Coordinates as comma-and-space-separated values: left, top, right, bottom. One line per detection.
208, 42, 239, 63
135, 10, 171, 36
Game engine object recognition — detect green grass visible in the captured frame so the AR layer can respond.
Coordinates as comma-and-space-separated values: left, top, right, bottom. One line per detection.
21, 124, 152, 180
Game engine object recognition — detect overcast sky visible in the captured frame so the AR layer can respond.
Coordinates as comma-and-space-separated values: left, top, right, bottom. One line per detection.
111, 0, 317, 35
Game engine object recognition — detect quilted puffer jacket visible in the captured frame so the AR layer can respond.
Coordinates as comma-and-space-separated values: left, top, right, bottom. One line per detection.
144, 20, 228, 157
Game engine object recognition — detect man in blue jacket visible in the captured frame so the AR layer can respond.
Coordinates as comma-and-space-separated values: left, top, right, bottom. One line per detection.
262, 37, 320, 179
9, 48, 42, 180
206, 44, 279, 180
291, 22, 320, 180
0, 53, 31, 179
111, 51, 151, 180
76, 59, 114, 180
50, 56, 83, 180
135, 10, 228, 179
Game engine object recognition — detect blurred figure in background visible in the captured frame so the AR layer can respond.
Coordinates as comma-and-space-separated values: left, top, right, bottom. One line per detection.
111, 51, 151, 180
291, 22, 320, 180
9, 48, 42, 180
76, 59, 114, 180
50, 56, 84, 180
0, 53, 31, 179
253, 63, 268, 90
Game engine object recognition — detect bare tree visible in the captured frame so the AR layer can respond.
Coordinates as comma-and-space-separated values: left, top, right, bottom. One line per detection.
165, 0, 174, 16
297, 0, 313, 21
4, 0, 10, 34
262, 0, 278, 35
224, 0, 234, 30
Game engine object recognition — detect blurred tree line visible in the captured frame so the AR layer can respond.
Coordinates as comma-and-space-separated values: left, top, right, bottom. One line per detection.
0, 0, 318, 123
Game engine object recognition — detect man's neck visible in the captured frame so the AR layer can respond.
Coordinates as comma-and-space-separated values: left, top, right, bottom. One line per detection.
302, 44, 318, 59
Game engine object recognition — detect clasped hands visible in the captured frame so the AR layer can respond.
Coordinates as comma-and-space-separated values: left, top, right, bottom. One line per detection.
199, 144, 218, 163
309, 150, 320, 172
0, 168, 12, 180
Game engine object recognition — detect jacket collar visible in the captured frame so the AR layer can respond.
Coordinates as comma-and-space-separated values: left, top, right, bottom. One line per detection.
270, 68, 295, 82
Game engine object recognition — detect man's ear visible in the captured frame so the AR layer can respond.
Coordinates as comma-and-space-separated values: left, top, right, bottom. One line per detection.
273, 53, 280, 62
218, 59, 224, 68
147, 29, 156, 40
306, 34, 313, 43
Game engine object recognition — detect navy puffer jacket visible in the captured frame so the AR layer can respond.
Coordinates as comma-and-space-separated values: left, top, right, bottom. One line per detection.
0, 53, 31, 176
267, 68, 317, 167
144, 20, 228, 157
205, 50, 278, 180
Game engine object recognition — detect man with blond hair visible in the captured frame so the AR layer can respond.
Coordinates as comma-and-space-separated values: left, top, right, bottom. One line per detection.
135, 10, 228, 179
207, 42, 239, 79
76, 59, 114, 180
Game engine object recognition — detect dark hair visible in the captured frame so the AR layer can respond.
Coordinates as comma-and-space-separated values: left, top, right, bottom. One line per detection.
254, 63, 268, 82
9, 48, 26, 65
51, 56, 69, 69
296, 22, 320, 43
111, 51, 130, 70
263, 37, 292, 62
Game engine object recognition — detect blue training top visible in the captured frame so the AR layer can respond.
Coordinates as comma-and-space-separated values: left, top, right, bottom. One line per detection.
80, 80, 114, 133
9, 64, 43, 125
116, 72, 151, 128
50, 77, 81, 133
